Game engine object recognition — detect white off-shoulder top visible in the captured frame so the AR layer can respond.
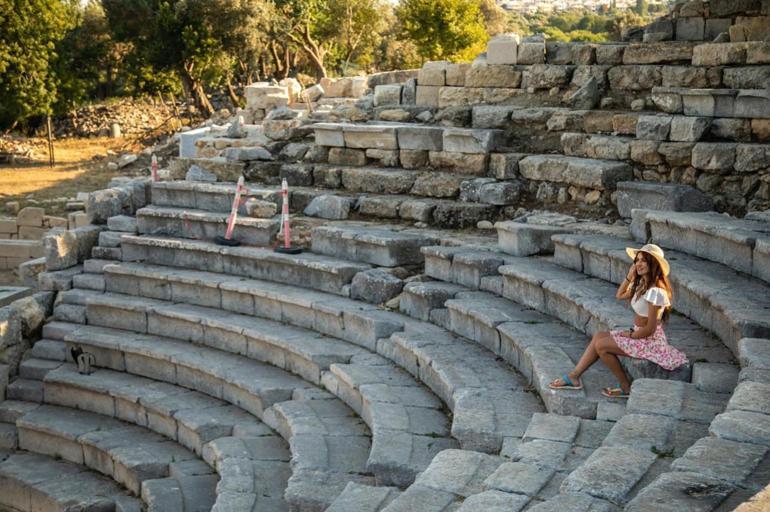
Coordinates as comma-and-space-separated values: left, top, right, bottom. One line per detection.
631, 287, 671, 318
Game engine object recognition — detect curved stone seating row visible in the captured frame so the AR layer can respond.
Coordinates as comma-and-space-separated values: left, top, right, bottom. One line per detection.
376, 412, 616, 512
552, 232, 770, 357
120, 235, 371, 296
0, 450, 143, 512
326, 481, 401, 512
2, 401, 217, 506
96, 259, 546, 454
641, 211, 770, 284
35, 361, 293, 512
400, 282, 615, 419
150, 180, 501, 229
262, 398, 374, 510
57, 284, 458, 488
322, 361, 457, 486
136, 205, 280, 246
57, 288, 368, 385
36, 321, 371, 511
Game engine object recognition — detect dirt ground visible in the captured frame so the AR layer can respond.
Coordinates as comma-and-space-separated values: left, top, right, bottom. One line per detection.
0, 136, 146, 217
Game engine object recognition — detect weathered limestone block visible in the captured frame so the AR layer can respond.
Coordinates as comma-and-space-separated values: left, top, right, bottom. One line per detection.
735, 90, 770, 119
747, 42, 770, 64
525, 65, 574, 90
374, 85, 402, 107
692, 142, 736, 172
42, 229, 78, 271
86, 187, 132, 224
313, 123, 345, 147
723, 66, 770, 89
616, 181, 713, 218
442, 129, 503, 154
670, 116, 711, 142
487, 34, 520, 65
365, 149, 399, 167
676, 17, 705, 41
343, 125, 398, 150
303, 195, 353, 220
692, 43, 748, 66
418, 61, 449, 86
429, 152, 488, 175
397, 126, 444, 152
622, 43, 695, 64
596, 45, 625, 65
328, 148, 367, 166
437, 87, 484, 108
662, 66, 720, 88
711, 118, 752, 141
400, 150, 429, 169
478, 181, 522, 205
652, 89, 683, 114
465, 65, 521, 88
446, 63, 471, 86
608, 66, 662, 91
658, 142, 694, 167
517, 40, 546, 65
489, 153, 526, 180
546, 42, 574, 65
735, 144, 770, 172
351, 269, 404, 305
636, 115, 672, 141
244, 83, 290, 110
415, 86, 441, 107
730, 16, 770, 42
644, 19, 674, 42
411, 173, 465, 198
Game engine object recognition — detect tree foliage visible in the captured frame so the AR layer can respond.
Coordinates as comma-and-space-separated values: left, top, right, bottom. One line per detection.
396, 0, 488, 62
0, 0, 75, 128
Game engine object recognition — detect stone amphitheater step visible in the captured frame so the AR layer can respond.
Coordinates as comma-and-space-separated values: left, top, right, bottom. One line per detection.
151, 179, 502, 228
310, 222, 442, 266
624, 378, 770, 511
95, 261, 545, 454
651, 87, 770, 119
313, 122, 503, 154
378, 413, 615, 511
2, 401, 218, 501
400, 282, 616, 419
553, 232, 770, 358
262, 398, 375, 509
321, 361, 457, 487
57, 288, 369, 385
518, 154, 633, 191
421, 245, 732, 384
136, 205, 280, 246
36, 323, 376, 510
641, 210, 770, 284
120, 235, 372, 296
43, 305, 454, 496
0, 450, 143, 512
326, 482, 401, 512
556, 378, 731, 508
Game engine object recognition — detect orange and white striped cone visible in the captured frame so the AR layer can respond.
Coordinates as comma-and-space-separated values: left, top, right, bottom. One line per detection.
215, 176, 245, 246
275, 178, 302, 254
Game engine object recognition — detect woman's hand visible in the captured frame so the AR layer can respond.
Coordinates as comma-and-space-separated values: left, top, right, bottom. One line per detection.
626, 264, 637, 282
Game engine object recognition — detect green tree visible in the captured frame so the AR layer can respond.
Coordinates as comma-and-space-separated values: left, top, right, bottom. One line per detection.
396, 0, 488, 62
635, 0, 649, 15
0, 0, 75, 129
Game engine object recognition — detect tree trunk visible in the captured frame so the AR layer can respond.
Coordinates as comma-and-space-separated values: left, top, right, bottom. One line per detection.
226, 78, 240, 109
182, 64, 214, 117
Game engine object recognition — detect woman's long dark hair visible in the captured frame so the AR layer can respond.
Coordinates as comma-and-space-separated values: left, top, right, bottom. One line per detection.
630, 252, 673, 323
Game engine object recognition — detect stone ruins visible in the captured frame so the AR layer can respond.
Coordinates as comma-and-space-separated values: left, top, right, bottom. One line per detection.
2, 1, 770, 510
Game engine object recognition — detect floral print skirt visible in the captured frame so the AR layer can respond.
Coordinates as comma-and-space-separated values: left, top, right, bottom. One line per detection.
610, 324, 688, 371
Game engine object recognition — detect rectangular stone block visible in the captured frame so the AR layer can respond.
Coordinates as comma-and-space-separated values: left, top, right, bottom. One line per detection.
397, 126, 444, 152
343, 125, 398, 150
442, 129, 502, 154
415, 86, 440, 107
418, 61, 448, 86
445, 63, 470, 86
676, 17, 705, 41
487, 34, 520, 65
313, 124, 345, 147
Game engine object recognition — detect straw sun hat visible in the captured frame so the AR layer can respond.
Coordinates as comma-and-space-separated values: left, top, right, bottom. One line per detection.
626, 244, 670, 276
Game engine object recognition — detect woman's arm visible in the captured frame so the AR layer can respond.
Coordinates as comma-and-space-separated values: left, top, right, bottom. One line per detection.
629, 304, 661, 338
616, 266, 636, 300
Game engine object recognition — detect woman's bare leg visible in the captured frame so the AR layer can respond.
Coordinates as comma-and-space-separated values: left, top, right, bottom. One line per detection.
595, 333, 631, 392
551, 333, 601, 387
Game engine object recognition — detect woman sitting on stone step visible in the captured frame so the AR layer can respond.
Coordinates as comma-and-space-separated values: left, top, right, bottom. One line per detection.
548, 243, 688, 398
